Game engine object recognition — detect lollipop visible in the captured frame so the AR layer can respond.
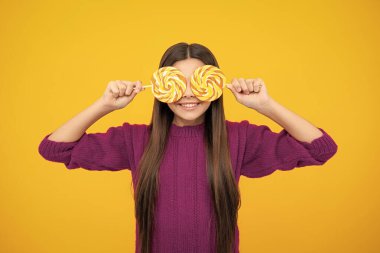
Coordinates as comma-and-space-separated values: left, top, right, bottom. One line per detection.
140, 66, 187, 103
136, 65, 247, 103
190, 65, 226, 101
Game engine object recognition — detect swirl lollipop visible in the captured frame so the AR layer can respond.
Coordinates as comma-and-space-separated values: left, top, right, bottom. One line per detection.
139, 66, 187, 103
190, 65, 226, 101
136, 65, 241, 103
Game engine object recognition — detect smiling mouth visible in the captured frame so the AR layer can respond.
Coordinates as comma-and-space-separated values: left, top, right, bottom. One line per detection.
176, 102, 201, 109
180, 103, 199, 107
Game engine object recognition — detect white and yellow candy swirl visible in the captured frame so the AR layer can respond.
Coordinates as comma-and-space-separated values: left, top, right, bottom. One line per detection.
150, 66, 187, 103
190, 65, 226, 101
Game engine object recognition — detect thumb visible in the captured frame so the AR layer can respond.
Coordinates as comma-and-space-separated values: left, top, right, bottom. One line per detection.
130, 89, 139, 99
226, 83, 239, 96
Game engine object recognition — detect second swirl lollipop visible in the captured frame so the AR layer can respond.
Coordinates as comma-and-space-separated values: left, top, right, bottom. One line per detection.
190, 65, 226, 101
150, 66, 187, 103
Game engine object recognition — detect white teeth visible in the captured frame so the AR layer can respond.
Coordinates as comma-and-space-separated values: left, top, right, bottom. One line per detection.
180, 103, 198, 108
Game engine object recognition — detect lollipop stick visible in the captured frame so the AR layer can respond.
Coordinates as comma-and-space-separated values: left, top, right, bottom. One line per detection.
133, 84, 151, 90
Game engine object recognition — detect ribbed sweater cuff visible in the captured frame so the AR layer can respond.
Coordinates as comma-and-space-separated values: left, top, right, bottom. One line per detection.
297, 127, 338, 159
38, 133, 86, 158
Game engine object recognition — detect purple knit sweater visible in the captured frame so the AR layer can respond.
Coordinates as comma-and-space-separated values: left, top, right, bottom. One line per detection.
38, 120, 338, 253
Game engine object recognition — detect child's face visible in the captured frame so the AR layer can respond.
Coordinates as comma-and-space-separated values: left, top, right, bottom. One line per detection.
167, 58, 212, 126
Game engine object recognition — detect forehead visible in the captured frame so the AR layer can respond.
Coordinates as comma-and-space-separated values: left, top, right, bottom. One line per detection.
172, 58, 205, 77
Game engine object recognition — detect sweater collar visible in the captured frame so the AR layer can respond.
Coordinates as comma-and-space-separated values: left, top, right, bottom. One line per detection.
169, 121, 205, 137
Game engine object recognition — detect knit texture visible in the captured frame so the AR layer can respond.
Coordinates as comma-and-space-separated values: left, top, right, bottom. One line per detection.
38, 120, 338, 253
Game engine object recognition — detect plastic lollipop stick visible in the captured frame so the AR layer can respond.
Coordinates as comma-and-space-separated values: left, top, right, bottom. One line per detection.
134, 84, 152, 89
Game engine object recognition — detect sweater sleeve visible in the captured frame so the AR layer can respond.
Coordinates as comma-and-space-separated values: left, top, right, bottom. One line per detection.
38, 122, 132, 171
240, 120, 338, 178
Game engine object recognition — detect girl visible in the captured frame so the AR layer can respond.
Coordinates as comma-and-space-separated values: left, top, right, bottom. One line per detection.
38, 42, 338, 253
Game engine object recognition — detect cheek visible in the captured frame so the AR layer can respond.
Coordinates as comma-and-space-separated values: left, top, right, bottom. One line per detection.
167, 103, 183, 114
167, 103, 176, 112
202, 102, 211, 110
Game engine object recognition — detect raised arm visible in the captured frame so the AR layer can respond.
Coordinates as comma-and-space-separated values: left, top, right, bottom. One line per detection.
240, 98, 338, 178
48, 80, 143, 142
38, 80, 144, 170
256, 97, 326, 144
226, 77, 338, 178
47, 98, 114, 142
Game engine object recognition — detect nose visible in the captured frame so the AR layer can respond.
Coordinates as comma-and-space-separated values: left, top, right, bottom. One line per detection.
181, 78, 196, 98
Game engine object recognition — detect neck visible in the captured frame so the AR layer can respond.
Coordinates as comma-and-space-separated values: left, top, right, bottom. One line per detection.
172, 116, 205, 127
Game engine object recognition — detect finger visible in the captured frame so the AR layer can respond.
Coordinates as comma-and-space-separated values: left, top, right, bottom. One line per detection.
246, 79, 254, 92
125, 82, 134, 96
118, 82, 127, 96
253, 78, 263, 93
231, 78, 241, 92
122, 80, 133, 88
124, 80, 138, 94
122, 81, 135, 95
226, 83, 237, 94
238, 78, 249, 95
110, 81, 120, 98
116, 80, 126, 97
130, 81, 141, 95
134, 80, 143, 92
226, 80, 244, 100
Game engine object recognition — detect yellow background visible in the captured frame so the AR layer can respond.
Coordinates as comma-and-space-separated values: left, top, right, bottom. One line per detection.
1, 0, 378, 252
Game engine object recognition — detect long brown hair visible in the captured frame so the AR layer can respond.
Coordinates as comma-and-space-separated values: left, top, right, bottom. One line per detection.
134, 42, 241, 253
